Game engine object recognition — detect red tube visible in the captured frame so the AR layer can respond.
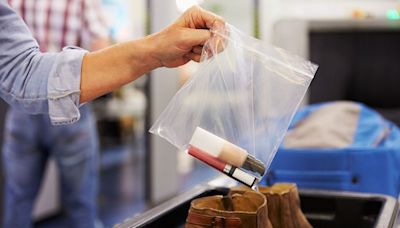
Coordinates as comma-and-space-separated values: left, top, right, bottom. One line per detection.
188, 145, 225, 171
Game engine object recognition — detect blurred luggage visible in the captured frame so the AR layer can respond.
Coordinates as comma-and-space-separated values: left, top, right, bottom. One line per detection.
264, 101, 400, 197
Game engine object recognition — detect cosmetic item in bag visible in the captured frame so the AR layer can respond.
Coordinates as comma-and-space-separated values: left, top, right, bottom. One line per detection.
185, 189, 272, 228
189, 127, 266, 176
188, 145, 258, 188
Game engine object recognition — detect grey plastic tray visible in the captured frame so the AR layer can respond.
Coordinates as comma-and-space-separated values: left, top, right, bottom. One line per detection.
116, 184, 398, 228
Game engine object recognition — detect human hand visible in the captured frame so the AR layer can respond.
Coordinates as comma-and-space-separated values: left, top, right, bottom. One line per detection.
146, 6, 225, 68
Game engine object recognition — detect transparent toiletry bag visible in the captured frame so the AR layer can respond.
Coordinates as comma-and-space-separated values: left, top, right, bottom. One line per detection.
150, 24, 318, 185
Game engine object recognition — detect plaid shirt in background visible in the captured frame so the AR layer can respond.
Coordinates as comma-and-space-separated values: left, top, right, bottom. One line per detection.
8, 0, 109, 52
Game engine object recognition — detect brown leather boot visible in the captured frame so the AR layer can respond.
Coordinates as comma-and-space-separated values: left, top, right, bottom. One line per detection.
185, 189, 273, 228
259, 183, 312, 228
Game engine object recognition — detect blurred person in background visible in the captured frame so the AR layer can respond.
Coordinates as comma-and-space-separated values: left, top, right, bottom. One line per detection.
0, 3, 223, 226
3, 0, 110, 227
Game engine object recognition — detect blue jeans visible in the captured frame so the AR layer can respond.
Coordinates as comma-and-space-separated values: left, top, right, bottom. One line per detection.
2, 105, 99, 228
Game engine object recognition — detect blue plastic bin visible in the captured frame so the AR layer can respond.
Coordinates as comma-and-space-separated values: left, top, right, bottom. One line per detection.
263, 147, 400, 197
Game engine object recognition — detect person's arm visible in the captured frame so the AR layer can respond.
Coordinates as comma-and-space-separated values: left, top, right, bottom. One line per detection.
80, 6, 223, 103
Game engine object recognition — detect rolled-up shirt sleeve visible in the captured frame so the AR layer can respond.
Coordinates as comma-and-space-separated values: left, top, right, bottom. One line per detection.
0, 1, 86, 125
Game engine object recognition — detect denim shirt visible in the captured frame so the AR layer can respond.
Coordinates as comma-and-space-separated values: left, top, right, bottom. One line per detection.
0, 1, 86, 125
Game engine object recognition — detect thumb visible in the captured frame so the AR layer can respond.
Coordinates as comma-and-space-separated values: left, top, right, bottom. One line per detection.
183, 28, 211, 47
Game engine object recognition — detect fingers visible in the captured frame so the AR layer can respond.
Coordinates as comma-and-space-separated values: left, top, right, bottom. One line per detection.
185, 52, 201, 62
192, 46, 202, 55
182, 28, 211, 47
186, 45, 206, 62
181, 46, 202, 63
158, 6, 225, 66
181, 28, 227, 63
178, 5, 224, 30
195, 6, 224, 29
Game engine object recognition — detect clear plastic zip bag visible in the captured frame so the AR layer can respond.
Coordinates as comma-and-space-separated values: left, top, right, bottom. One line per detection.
150, 24, 318, 186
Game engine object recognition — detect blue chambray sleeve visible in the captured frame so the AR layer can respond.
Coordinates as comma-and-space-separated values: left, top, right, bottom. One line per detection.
0, 1, 86, 125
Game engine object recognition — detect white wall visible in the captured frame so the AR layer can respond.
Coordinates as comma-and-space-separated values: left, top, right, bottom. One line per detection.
149, 0, 181, 204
